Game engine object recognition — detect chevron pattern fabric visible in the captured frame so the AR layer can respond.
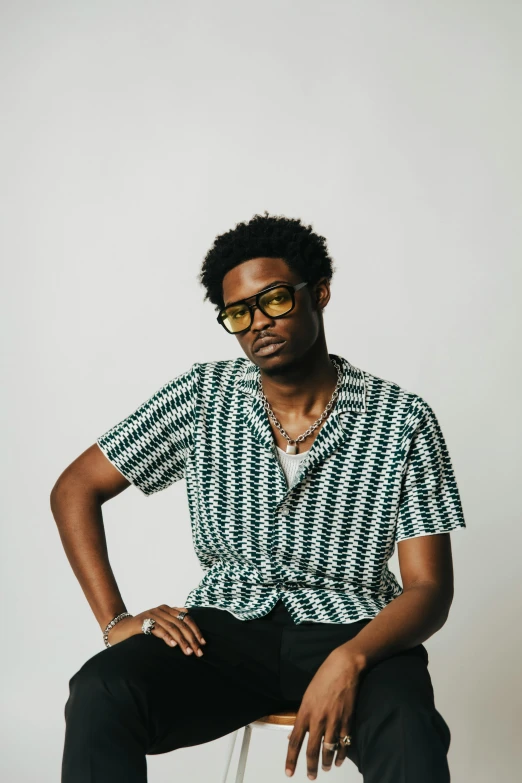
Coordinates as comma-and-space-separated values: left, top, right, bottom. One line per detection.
96, 354, 466, 625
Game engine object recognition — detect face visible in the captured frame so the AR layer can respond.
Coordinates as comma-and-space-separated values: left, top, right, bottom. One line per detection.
220, 257, 331, 370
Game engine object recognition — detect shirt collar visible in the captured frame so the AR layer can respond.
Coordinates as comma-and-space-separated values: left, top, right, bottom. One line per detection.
234, 353, 367, 415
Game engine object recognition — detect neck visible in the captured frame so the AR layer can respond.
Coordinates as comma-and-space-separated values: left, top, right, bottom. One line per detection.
259, 341, 338, 420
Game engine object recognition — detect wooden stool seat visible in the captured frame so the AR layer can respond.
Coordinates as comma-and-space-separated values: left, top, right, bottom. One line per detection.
253, 710, 298, 726
221, 710, 299, 782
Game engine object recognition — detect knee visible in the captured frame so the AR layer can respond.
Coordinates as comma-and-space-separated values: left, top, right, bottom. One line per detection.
356, 685, 444, 730
65, 641, 145, 718
369, 701, 451, 751
396, 702, 451, 753
65, 652, 110, 721
69, 632, 153, 688
68, 648, 118, 694
63, 644, 153, 755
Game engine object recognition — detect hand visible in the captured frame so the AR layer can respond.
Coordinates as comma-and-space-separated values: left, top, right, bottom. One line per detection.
106, 605, 207, 656
284, 645, 365, 779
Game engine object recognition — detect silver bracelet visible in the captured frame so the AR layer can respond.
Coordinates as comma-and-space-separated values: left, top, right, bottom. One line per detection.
103, 611, 133, 648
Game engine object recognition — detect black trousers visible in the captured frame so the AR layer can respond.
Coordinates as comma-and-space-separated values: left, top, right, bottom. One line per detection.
62, 599, 452, 782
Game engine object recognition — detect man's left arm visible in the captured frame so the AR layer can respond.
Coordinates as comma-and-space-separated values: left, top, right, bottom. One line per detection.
344, 393, 467, 671
339, 531, 454, 672
284, 395, 466, 778
283, 534, 455, 779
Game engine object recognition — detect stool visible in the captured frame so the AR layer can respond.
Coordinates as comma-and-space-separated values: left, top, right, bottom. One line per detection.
221, 710, 297, 783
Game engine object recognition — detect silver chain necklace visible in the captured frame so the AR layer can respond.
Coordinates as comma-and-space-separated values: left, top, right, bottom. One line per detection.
258, 358, 343, 454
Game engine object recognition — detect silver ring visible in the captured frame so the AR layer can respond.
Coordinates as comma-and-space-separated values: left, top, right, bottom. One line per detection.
323, 741, 339, 751
176, 610, 188, 621
141, 618, 156, 634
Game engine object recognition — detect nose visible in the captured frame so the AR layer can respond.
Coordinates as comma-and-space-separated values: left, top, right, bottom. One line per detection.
250, 303, 275, 331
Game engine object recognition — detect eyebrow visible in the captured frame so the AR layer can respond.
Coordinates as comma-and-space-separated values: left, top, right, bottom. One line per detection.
223, 280, 292, 308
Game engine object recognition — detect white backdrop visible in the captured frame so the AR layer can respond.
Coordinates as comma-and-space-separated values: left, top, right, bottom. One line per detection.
1, 1, 521, 781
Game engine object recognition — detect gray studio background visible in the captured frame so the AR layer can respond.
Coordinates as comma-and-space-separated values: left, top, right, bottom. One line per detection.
1, 1, 521, 781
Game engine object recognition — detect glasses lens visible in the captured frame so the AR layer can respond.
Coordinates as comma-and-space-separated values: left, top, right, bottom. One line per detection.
220, 304, 251, 333
259, 286, 293, 317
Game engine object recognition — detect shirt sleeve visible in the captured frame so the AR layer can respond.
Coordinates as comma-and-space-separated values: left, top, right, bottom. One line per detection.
96, 362, 200, 496
395, 396, 466, 542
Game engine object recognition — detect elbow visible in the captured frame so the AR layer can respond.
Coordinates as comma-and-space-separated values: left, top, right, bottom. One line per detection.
436, 586, 453, 627
50, 471, 68, 504
50, 477, 66, 514
49, 470, 77, 511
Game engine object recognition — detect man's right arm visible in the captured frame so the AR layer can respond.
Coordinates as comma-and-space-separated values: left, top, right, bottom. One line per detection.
49, 443, 132, 634
51, 363, 205, 649
50, 442, 206, 654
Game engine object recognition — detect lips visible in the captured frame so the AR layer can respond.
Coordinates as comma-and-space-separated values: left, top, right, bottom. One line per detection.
253, 335, 285, 353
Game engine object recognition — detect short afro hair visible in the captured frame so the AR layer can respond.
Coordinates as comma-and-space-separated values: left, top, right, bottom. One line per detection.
199, 211, 335, 311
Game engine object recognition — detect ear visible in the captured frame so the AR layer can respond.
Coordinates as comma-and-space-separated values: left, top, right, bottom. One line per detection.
314, 277, 331, 310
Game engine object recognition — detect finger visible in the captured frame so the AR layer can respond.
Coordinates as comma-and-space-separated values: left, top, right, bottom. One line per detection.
285, 722, 307, 778
176, 607, 207, 645
321, 721, 341, 772
162, 606, 205, 655
151, 627, 178, 648
334, 719, 353, 767
305, 724, 325, 781
153, 607, 203, 656
146, 612, 179, 648
160, 608, 204, 656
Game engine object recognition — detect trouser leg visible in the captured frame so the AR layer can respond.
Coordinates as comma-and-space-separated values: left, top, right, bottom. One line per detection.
61, 619, 285, 783
343, 646, 452, 783
274, 608, 452, 782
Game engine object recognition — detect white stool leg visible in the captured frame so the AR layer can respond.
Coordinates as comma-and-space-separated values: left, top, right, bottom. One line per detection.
221, 730, 239, 783
234, 724, 252, 783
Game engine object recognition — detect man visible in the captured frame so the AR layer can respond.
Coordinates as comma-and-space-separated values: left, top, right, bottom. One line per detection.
52, 212, 466, 782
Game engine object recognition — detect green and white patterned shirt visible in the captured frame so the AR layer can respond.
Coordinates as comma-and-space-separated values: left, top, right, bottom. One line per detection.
96, 354, 466, 625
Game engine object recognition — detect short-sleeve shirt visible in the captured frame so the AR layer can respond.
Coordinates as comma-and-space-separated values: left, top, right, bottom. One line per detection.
96, 354, 466, 625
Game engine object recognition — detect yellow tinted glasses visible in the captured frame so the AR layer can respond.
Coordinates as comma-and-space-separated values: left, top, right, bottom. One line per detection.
217, 281, 308, 334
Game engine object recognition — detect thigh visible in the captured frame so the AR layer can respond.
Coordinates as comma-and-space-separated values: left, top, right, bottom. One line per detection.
353, 644, 434, 719
344, 645, 451, 768
278, 618, 374, 701
67, 618, 284, 756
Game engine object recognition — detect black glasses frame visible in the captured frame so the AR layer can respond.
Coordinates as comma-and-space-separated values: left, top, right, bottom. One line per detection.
217, 281, 309, 334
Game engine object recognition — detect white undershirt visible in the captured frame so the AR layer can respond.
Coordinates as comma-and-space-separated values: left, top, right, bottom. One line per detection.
275, 445, 310, 486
